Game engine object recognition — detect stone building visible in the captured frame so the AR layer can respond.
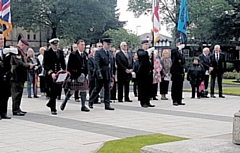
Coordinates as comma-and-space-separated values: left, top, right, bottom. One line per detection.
5, 27, 49, 52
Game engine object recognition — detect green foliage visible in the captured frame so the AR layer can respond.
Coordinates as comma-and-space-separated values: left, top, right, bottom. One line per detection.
127, 0, 236, 43
98, 134, 187, 153
223, 71, 240, 80
104, 28, 141, 49
226, 62, 235, 72
11, 0, 125, 43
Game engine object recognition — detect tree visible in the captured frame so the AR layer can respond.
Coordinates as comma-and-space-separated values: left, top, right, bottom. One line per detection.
104, 28, 141, 49
127, 0, 233, 43
11, 0, 125, 44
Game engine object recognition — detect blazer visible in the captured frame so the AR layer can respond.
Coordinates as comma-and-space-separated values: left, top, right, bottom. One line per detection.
199, 53, 210, 72
116, 50, 133, 82
43, 48, 66, 77
87, 56, 95, 81
67, 51, 88, 79
170, 47, 185, 77
209, 52, 226, 75
137, 49, 152, 78
0, 50, 11, 82
95, 48, 114, 81
160, 58, 172, 78
10, 47, 30, 82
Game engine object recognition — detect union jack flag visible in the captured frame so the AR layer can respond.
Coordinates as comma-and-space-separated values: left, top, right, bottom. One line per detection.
0, 0, 12, 39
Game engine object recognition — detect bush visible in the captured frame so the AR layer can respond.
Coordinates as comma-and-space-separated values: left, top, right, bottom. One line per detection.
226, 62, 234, 72
223, 71, 239, 79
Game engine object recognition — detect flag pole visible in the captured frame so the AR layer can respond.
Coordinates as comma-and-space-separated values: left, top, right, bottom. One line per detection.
151, 0, 155, 71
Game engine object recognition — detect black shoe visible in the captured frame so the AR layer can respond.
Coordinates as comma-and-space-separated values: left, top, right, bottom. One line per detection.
89, 103, 93, 109
141, 104, 148, 108
51, 111, 57, 115
1, 115, 11, 119
147, 104, 155, 107
13, 112, 25, 116
81, 106, 90, 112
118, 100, 123, 102
60, 103, 66, 111
197, 97, 201, 99
105, 106, 115, 110
28, 96, 32, 98
211, 95, 216, 98
219, 95, 225, 98
173, 102, 178, 106
125, 99, 133, 102
20, 110, 27, 114
191, 97, 195, 99
75, 99, 80, 102
34, 95, 39, 98
153, 97, 158, 100
178, 102, 185, 105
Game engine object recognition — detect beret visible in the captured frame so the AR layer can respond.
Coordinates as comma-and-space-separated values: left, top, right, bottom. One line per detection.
20, 38, 29, 46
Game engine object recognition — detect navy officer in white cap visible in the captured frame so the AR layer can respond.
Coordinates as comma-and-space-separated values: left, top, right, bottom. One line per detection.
44, 38, 66, 115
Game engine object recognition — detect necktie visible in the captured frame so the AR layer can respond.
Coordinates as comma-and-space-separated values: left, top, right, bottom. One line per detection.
125, 51, 129, 59
216, 54, 218, 61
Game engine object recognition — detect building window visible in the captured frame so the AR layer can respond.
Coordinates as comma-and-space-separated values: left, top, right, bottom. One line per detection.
33, 34, 36, 40
27, 34, 30, 40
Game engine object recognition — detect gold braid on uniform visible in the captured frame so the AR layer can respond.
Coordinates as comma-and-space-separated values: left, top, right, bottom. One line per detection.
48, 70, 53, 75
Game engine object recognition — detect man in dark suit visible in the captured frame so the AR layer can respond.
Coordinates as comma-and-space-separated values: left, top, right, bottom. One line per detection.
116, 42, 133, 102
0, 34, 11, 119
199, 47, 211, 96
61, 40, 90, 112
209, 45, 226, 98
137, 40, 155, 108
88, 48, 100, 104
89, 38, 115, 110
10, 38, 34, 116
44, 38, 66, 115
170, 38, 186, 106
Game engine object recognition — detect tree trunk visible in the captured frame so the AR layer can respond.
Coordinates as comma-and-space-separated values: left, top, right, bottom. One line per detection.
51, 27, 57, 39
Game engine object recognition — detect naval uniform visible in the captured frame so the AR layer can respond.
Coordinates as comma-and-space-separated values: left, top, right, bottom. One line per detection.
44, 48, 66, 112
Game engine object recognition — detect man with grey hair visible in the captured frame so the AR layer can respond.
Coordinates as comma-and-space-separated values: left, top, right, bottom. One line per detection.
116, 42, 133, 102
199, 47, 211, 97
209, 45, 226, 98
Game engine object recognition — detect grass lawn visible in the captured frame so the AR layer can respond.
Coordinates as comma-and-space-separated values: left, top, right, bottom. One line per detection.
184, 87, 240, 96
97, 134, 187, 153
222, 79, 240, 85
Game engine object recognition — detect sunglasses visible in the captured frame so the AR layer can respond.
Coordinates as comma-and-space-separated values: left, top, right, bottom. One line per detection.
98, 46, 102, 47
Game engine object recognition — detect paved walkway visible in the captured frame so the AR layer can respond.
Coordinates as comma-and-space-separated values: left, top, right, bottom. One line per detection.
0, 92, 239, 153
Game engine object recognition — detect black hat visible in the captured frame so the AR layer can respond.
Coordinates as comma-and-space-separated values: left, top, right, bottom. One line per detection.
141, 40, 149, 44
102, 38, 113, 44
49, 38, 60, 45
193, 57, 200, 61
175, 38, 182, 44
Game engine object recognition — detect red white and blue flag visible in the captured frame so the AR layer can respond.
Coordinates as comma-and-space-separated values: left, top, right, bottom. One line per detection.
0, 0, 12, 39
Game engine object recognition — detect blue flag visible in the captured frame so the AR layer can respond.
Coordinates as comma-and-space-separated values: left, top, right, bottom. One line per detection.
177, 0, 189, 43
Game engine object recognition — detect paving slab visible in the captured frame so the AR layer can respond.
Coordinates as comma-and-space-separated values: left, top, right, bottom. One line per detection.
141, 139, 240, 153
0, 92, 239, 152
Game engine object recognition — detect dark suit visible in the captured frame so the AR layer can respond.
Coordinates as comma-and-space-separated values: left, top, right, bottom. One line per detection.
199, 53, 210, 90
137, 49, 153, 106
116, 50, 133, 101
0, 50, 11, 117
110, 52, 117, 100
170, 47, 185, 104
10, 47, 30, 113
209, 52, 226, 96
88, 56, 97, 102
89, 48, 114, 108
44, 48, 66, 112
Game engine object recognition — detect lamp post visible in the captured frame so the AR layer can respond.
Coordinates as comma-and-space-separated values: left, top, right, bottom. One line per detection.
136, 25, 141, 35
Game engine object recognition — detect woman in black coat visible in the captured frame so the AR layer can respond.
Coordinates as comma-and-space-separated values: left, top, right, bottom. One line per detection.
187, 57, 205, 99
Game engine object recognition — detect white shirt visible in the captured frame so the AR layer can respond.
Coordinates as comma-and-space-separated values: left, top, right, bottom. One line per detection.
0, 49, 3, 59
38, 54, 44, 76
